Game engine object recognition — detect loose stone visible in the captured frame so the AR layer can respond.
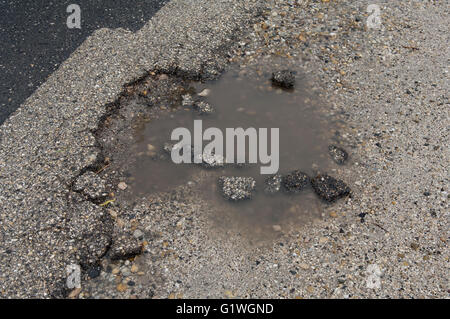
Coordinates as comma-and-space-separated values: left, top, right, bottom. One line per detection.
282, 170, 310, 193
311, 174, 351, 202
328, 145, 348, 164
271, 70, 295, 89
219, 176, 256, 201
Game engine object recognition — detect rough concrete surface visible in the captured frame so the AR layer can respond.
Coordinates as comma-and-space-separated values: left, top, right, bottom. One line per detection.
0, 0, 448, 299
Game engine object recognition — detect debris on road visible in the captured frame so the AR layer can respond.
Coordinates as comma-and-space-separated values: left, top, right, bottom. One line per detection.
328, 145, 348, 164
219, 176, 256, 201
194, 101, 215, 114
282, 170, 310, 193
271, 70, 295, 89
110, 233, 143, 260
182, 94, 195, 107
198, 88, 211, 97
264, 174, 282, 194
118, 182, 128, 190
311, 175, 350, 202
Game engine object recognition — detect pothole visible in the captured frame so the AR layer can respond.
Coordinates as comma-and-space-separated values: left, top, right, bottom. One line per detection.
92, 62, 350, 239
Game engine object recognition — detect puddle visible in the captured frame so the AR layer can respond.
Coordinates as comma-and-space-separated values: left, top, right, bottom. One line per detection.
119, 65, 340, 235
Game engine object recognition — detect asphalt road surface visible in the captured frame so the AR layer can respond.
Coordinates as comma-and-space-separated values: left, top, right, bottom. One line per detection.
0, 0, 168, 123
0, 0, 447, 299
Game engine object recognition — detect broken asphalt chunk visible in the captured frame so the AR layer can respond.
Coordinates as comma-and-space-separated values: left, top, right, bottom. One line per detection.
194, 101, 215, 114
181, 94, 195, 107
219, 176, 256, 201
328, 145, 348, 164
110, 233, 143, 260
271, 70, 295, 89
311, 174, 351, 202
264, 174, 282, 194
282, 170, 310, 193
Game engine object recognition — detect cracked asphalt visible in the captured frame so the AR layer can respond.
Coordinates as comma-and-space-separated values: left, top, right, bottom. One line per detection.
0, 0, 448, 298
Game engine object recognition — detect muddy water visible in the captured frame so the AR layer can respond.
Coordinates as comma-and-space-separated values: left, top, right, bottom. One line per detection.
129, 66, 338, 235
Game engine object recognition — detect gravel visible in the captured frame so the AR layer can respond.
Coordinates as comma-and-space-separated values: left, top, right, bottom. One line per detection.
181, 94, 195, 107
219, 176, 256, 201
264, 174, 283, 194
282, 170, 310, 193
328, 145, 348, 165
194, 101, 215, 115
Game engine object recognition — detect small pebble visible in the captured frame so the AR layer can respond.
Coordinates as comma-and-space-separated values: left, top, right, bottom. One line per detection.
133, 229, 144, 240
198, 88, 211, 96
131, 264, 139, 273
272, 225, 282, 232
328, 145, 348, 164
194, 101, 215, 115
299, 263, 310, 270
118, 182, 128, 190
112, 268, 120, 275
117, 283, 127, 292
68, 288, 82, 299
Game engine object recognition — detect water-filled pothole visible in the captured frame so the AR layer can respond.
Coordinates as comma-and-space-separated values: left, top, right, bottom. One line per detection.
96, 64, 347, 237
